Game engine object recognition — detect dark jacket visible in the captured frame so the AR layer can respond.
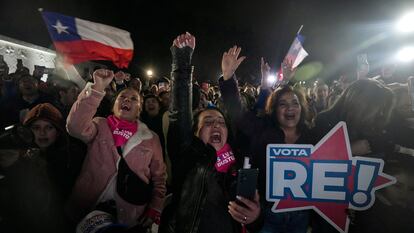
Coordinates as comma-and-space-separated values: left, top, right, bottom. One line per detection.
159, 46, 262, 233
166, 135, 244, 233
0, 130, 85, 233
0, 153, 65, 233
141, 112, 166, 162
313, 110, 394, 160
219, 77, 317, 202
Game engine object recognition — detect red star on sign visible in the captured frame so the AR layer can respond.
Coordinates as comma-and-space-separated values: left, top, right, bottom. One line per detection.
267, 122, 396, 233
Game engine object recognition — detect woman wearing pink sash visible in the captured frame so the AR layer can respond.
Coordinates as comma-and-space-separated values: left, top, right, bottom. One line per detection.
66, 69, 167, 232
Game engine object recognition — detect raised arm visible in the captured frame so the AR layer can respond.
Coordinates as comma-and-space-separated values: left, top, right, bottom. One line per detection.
219, 46, 246, 119
66, 69, 114, 143
254, 57, 274, 112
168, 32, 196, 155
219, 52, 277, 138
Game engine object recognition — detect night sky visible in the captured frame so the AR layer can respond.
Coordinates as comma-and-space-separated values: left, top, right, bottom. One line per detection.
1, 0, 414, 84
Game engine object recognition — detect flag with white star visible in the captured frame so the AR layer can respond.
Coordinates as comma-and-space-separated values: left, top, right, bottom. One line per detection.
41, 11, 133, 68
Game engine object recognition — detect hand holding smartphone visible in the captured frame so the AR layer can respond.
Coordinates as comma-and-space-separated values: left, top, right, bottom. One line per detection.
229, 158, 261, 224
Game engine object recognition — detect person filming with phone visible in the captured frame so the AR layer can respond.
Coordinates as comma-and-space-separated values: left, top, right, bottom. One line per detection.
159, 32, 262, 233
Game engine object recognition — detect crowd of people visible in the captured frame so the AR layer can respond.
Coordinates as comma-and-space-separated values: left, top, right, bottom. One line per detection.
0, 31, 413, 233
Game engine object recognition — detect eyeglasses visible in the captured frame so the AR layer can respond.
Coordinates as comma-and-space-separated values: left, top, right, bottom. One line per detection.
201, 118, 226, 127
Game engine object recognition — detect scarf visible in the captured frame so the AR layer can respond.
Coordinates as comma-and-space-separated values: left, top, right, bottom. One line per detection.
107, 115, 138, 147
215, 143, 236, 173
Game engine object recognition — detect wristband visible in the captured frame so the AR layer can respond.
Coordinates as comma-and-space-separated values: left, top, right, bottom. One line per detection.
145, 208, 161, 225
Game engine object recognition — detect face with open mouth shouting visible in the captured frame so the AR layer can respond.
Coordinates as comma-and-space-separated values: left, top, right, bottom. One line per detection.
276, 92, 302, 130
113, 88, 142, 122
196, 109, 228, 151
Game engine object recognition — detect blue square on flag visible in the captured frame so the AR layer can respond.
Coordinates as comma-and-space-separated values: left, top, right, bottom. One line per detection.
42, 11, 81, 41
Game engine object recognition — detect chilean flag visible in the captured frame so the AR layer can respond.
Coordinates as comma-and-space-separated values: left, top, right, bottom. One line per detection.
41, 11, 133, 68
278, 34, 308, 83
285, 34, 308, 69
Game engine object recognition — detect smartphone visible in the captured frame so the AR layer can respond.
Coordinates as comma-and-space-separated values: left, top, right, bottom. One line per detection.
236, 168, 259, 200
409, 77, 414, 112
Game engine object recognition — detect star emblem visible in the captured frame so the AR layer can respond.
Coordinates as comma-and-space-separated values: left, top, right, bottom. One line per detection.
52, 20, 69, 34
267, 122, 396, 233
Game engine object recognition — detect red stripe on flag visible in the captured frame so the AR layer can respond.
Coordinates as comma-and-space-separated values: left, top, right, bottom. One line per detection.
53, 40, 133, 68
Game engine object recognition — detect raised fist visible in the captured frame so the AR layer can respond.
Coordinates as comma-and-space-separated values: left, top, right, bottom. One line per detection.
92, 69, 114, 92
172, 32, 196, 50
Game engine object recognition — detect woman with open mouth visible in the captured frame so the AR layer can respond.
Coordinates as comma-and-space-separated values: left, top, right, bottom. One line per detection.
66, 68, 167, 232
219, 48, 315, 233
158, 33, 262, 233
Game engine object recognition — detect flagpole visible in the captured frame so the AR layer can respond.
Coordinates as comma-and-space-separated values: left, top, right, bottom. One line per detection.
297, 25, 304, 35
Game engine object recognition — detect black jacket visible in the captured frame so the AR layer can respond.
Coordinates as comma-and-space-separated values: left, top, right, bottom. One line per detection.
159, 46, 262, 233
166, 136, 242, 233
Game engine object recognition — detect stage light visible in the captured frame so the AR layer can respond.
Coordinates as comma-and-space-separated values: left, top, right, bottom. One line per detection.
146, 69, 153, 77
396, 12, 414, 33
267, 74, 276, 84
396, 46, 414, 62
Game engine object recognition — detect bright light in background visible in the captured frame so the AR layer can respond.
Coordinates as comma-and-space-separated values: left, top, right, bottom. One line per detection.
396, 46, 414, 62
396, 12, 414, 33
267, 74, 276, 84
146, 69, 153, 77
